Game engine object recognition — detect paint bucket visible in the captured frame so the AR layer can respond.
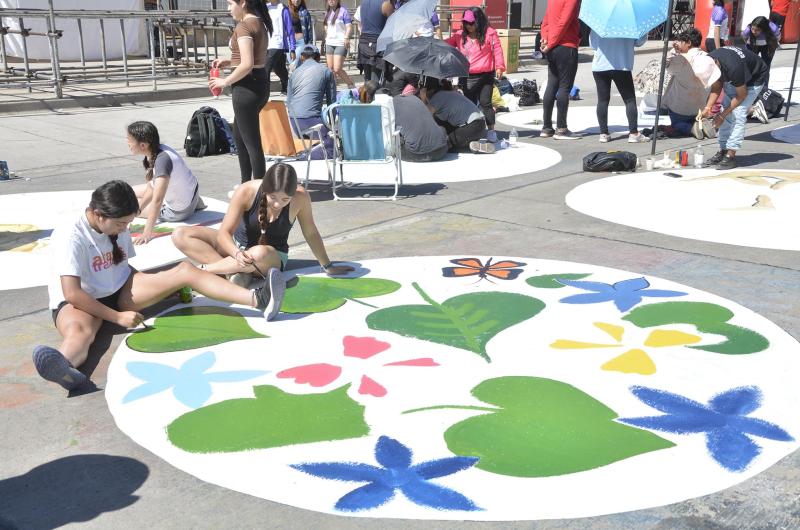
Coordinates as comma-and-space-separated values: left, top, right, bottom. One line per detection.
645, 157, 655, 171
0, 161, 9, 181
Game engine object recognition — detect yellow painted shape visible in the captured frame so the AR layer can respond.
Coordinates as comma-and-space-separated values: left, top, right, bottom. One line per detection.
601, 349, 657, 375
550, 340, 621, 349
594, 322, 624, 342
0, 224, 39, 233
644, 329, 701, 348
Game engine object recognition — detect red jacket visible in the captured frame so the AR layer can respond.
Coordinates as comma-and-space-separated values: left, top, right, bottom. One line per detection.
541, 0, 581, 49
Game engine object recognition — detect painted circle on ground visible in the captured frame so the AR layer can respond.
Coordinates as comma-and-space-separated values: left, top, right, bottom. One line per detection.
763, 66, 798, 101
283, 142, 561, 185
771, 123, 800, 145
106, 256, 800, 520
0, 191, 227, 291
566, 168, 800, 251
496, 105, 631, 135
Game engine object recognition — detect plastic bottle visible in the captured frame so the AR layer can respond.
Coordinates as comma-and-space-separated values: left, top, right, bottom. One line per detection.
209, 67, 222, 98
508, 128, 518, 146
694, 144, 704, 168
179, 286, 193, 304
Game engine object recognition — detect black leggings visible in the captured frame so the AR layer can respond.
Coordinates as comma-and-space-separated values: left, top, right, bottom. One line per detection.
593, 70, 638, 134
543, 45, 578, 130
265, 49, 289, 93
705, 38, 719, 53
438, 118, 487, 151
461, 72, 496, 127
232, 68, 268, 183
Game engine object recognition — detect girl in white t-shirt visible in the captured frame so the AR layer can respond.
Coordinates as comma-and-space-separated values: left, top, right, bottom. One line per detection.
324, 0, 355, 88
128, 121, 205, 245
33, 180, 285, 392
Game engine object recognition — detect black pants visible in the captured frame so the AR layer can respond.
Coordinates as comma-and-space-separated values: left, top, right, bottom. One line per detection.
232, 68, 269, 183
593, 70, 638, 134
265, 48, 289, 93
439, 118, 487, 151
358, 34, 384, 83
769, 11, 786, 28
461, 72, 496, 127
401, 143, 448, 162
705, 38, 719, 53
543, 45, 578, 130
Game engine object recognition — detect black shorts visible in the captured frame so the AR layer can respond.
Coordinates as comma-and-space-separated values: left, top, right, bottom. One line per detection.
52, 286, 124, 325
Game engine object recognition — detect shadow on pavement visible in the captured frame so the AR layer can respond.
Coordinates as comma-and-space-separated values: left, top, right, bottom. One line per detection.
732, 152, 793, 167
0, 454, 149, 530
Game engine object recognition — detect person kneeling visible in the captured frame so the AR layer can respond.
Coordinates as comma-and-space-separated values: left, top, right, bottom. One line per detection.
420, 78, 492, 154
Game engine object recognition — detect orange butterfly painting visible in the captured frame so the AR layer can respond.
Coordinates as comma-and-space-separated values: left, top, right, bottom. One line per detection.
441, 257, 527, 283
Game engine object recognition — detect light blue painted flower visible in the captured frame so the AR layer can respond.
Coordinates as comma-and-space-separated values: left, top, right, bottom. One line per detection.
292, 435, 481, 512
557, 277, 687, 312
619, 385, 794, 472
123, 351, 268, 408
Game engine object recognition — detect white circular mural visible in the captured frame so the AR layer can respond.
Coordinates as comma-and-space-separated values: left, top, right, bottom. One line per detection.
496, 105, 630, 135
0, 191, 227, 291
284, 142, 561, 185
106, 256, 800, 520
566, 168, 800, 251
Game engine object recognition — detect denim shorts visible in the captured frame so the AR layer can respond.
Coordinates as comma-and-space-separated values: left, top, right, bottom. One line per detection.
326, 44, 347, 57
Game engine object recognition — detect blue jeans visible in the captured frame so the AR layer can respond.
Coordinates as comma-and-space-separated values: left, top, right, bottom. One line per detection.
668, 109, 695, 137
718, 83, 762, 151
292, 37, 305, 69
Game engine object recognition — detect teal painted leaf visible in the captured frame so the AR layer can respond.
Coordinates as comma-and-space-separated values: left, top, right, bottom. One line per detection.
282, 276, 402, 313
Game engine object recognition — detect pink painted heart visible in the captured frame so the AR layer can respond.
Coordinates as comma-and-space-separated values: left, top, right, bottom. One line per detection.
277, 363, 342, 387
343, 336, 391, 359
358, 375, 387, 397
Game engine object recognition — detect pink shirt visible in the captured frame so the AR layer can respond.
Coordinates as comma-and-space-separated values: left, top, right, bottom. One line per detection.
446, 26, 505, 74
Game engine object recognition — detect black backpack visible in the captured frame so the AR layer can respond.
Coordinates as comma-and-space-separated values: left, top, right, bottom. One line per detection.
758, 87, 785, 118
184, 106, 230, 157
583, 151, 638, 172
513, 79, 541, 106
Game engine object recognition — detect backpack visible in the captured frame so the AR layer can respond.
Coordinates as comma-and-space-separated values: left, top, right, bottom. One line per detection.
582, 151, 638, 172
758, 87, 784, 118
513, 78, 540, 106
184, 106, 231, 157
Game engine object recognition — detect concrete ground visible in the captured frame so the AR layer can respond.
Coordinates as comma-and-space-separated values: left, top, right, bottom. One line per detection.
1, 43, 799, 530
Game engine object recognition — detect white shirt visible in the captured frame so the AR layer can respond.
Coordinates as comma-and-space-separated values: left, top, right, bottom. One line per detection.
48, 213, 135, 309
325, 7, 352, 47
151, 144, 198, 211
268, 2, 285, 50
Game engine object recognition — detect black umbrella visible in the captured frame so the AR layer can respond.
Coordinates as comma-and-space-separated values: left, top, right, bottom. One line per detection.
383, 37, 470, 79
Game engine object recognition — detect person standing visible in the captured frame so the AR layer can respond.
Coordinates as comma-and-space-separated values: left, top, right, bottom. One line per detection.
539, 0, 581, 140
209, 0, 272, 184
769, 0, 799, 30
703, 46, 769, 169
287, 0, 313, 70
706, 0, 729, 52
324, 0, 356, 89
357, 0, 394, 82
266, 0, 295, 95
590, 30, 648, 143
445, 7, 505, 143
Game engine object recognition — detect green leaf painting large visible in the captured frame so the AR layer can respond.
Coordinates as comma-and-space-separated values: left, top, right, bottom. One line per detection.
405, 376, 674, 477
281, 276, 401, 313
526, 273, 591, 289
126, 306, 267, 353
168, 384, 369, 452
624, 301, 769, 354
366, 283, 545, 362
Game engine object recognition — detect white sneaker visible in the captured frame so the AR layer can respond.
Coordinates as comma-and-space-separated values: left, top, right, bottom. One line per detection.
628, 133, 650, 143
598, 133, 611, 143
752, 100, 769, 124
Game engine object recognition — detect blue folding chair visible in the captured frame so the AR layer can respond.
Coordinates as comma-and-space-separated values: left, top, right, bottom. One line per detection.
324, 103, 403, 201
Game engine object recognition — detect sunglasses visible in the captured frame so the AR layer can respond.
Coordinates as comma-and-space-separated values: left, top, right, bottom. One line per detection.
464, 20, 475, 25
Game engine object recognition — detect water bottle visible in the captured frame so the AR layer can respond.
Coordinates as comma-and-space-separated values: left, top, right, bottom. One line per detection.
694, 144, 704, 168
209, 67, 222, 99
508, 128, 518, 146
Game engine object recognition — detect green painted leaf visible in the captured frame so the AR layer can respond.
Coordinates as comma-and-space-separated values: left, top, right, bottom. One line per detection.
129, 223, 173, 235
623, 301, 769, 354
526, 273, 591, 288
168, 384, 369, 452
366, 283, 545, 362
409, 376, 674, 477
126, 306, 267, 353
281, 276, 401, 313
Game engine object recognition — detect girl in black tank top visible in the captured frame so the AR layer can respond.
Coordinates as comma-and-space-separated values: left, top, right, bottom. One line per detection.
234, 189, 294, 252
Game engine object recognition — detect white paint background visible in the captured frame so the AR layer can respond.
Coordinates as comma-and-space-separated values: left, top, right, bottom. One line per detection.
106, 257, 800, 521
566, 169, 800, 251
0, 191, 226, 291
496, 106, 631, 135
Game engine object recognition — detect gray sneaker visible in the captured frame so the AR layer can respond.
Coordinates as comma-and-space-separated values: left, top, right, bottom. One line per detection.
554, 128, 581, 140
253, 267, 285, 321
539, 127, 555, 138
228, 272, 252, 288
469, 140, 496, 154
32, 345, 87, 391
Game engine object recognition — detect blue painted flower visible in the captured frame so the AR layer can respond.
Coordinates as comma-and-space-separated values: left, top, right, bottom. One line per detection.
123, 351, 268, 408
619, 386, 794, 472
557, 277, 687, 312
291, 435, 481, 512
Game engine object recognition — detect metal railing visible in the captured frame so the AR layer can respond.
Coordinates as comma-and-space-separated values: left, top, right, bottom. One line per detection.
0, 3, 233, 97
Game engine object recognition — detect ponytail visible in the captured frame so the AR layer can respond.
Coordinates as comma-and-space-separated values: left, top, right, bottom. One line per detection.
128, 121, 162, 182
89, 180, 139, 265
257, 163, 297, 246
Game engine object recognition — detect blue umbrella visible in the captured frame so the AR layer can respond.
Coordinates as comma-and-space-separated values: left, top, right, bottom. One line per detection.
579, 0, 669, 39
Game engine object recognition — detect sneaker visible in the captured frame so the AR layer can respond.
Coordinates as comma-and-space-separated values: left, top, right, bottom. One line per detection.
532, 50, 544, 60
253, 267, 285, 321
715, 154, 737, 170
707, 149, 726, 165
598, 133, 611, 143
752, 100, 769, 124
701, 118, 717, 139
539, 127, 555, 138
485, 130, 498, 143
469, 140, 496, 154
628, 133, 650, 143
32, 345, 87, 391
228, 272, 252, 288
553, 128, 581, 140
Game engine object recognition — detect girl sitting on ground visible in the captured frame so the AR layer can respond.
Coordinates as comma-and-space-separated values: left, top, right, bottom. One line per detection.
127, 121, 205, 245
33, 180, 284, 392
420, 78, 490, 154
172, 163, 352, 286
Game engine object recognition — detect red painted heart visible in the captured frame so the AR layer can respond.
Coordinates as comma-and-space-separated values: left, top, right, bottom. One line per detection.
343, 336, 391, 359
277, 363, 342, 387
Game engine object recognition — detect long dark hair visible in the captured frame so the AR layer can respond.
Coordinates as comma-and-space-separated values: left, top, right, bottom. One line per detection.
288, 0, 306, 22
239, 0, 273, 37
258, 163, 297, 246
325, 0, 342, 25
713, 0, 724, 6
127, 121, 162, 182
89, 180, 139, 265
749, 16, 779, 53
462, 7, 488, 46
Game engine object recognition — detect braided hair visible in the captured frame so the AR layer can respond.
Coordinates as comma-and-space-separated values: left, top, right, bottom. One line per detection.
257, 163, 297, 246
127, 121, 162, 182
89, 180, 139, 265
